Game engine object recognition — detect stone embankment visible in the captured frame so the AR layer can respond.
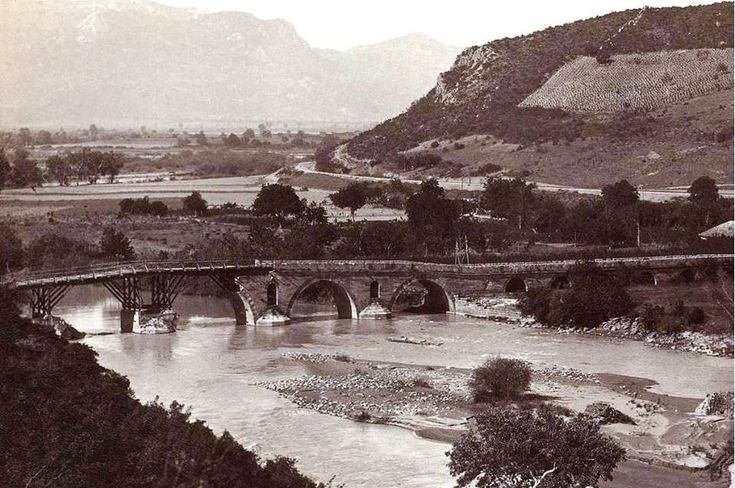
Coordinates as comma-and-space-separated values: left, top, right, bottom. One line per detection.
457, 296, 734, 357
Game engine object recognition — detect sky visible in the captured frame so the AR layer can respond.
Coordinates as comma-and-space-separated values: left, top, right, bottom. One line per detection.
157, 0, 719, 50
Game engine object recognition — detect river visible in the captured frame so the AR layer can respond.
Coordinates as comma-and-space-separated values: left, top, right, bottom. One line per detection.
54, 286, 733, 488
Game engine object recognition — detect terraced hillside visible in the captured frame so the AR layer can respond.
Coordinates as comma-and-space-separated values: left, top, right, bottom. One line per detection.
520, 48, 734, 113
345, 2, 734, 187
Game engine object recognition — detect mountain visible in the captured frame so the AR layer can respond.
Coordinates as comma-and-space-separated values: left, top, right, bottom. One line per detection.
346, 2, 734, 187
0, 0, 459, 128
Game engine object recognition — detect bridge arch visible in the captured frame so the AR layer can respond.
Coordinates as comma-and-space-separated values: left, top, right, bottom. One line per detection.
505, 276, 527, 293
287, 278, 358, 319
390, 278, 455, 314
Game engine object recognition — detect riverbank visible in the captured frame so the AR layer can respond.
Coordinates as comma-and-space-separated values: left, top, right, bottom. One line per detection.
456, 296, 734, 358
257, 351, 732, 477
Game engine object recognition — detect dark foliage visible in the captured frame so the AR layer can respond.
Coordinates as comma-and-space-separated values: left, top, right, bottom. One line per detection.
0, 302, 318, 488
99, 227, 135, 261
469, 358, 532, 402
448, 404, 626, 488
0, 223, 24, 273
119, 197, 168, 216
520, 264, 634, 328
26, 233, 99, 269
183, 191, 208, 216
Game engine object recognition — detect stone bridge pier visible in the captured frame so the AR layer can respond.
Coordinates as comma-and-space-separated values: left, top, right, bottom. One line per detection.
231, 271, 493, 325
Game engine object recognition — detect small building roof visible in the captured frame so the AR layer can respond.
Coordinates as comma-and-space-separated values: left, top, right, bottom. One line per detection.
699, 220, 734, 239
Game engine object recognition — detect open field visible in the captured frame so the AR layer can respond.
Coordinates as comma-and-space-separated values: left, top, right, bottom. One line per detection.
520, 49, 734, 113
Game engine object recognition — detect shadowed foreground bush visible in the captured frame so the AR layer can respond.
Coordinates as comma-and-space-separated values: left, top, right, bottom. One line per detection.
0, 304, 319, 488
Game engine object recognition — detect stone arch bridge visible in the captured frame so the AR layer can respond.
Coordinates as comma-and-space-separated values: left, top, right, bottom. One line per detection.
7, 254, 732, 331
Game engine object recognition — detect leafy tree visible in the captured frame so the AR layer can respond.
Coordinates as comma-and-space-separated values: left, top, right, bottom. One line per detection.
688, 176, 719, 226
36, 130, 53, 145
0, 148, 10, 191
481, 178, 536, 230
688, 176, 719, 205
224, 133, 242, 147
26, 233, 97, 269
469, 358, 532, 402
302, 201, 328, 225
244, 128, 256, 140
252, 184, 305, 222
89, 123, 99, 140
406, 178, 461, 253
45, 155, 73, 186
11, 149, 43, 188
17, 127, 32, 146
601, 180, 639, 208
183, 191, 208, 216
520, 265, 634, 328
100, 227, 135, 260
0, 223, 23, 273
448, 404, 625, 488
329, 182, 368, 221
195, 131, 208, 146
100, 152, 124, 183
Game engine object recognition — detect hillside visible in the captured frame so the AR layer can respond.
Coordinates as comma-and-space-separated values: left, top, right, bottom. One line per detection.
346, 2, 734, 187
0, 0, 458, 127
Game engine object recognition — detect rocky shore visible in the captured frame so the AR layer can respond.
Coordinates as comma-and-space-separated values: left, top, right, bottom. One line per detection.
456, 296, 734, 358
255, 352, 733, 472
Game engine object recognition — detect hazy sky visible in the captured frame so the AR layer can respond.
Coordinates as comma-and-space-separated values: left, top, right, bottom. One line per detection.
158, 0, 718, 50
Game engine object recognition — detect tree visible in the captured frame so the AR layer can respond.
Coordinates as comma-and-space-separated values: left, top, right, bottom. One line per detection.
224, 133, 242, 147
100, 152, 124, 183
329, 183, 368, 221
89, 123, 99, 140
406, 178, 462, 253
36, 130, 53, 145
688, 176, 719, 226
0, 148, 10, 191
448, 404, 625, 488
0, 224, 23, 273
195, 131, 208, 146
520, 265, 634, 328
469, 358, 532, 402
251, 184, 305, 222
100, 227, 135, 260
183, 191, 208, 216
11, 149, 43, 188
601, 180, 639, 208
481, 178, 536, 230
45, 155, 73, 186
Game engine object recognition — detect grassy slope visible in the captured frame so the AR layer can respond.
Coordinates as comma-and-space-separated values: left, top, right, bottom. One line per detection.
346, 2, 734, 188
404, 89, 733, 187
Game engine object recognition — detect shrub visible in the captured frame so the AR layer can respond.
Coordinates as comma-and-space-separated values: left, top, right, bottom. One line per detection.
469, 357, 532, 402
430, 141, 440, 148
688, 306, 707, 326
448, 404, 625, 488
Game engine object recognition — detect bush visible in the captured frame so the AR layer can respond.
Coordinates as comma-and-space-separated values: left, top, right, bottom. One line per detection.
520, 266, 634, 328
469, 357, 532, 402
448, 404, 625, 488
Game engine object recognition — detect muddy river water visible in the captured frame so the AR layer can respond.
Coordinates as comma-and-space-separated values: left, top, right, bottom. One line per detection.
55, 286, 733, 487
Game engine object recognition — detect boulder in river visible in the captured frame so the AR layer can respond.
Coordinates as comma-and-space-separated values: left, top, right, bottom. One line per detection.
134, 310, 178, 334
584, 402, 636, 425
36, 315, 85, 340
695, 391, 734, 417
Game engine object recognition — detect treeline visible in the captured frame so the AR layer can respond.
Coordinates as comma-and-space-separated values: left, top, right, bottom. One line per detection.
0, 224, 135, 273
0, 292, 319, 488
0, 148, 124, 190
